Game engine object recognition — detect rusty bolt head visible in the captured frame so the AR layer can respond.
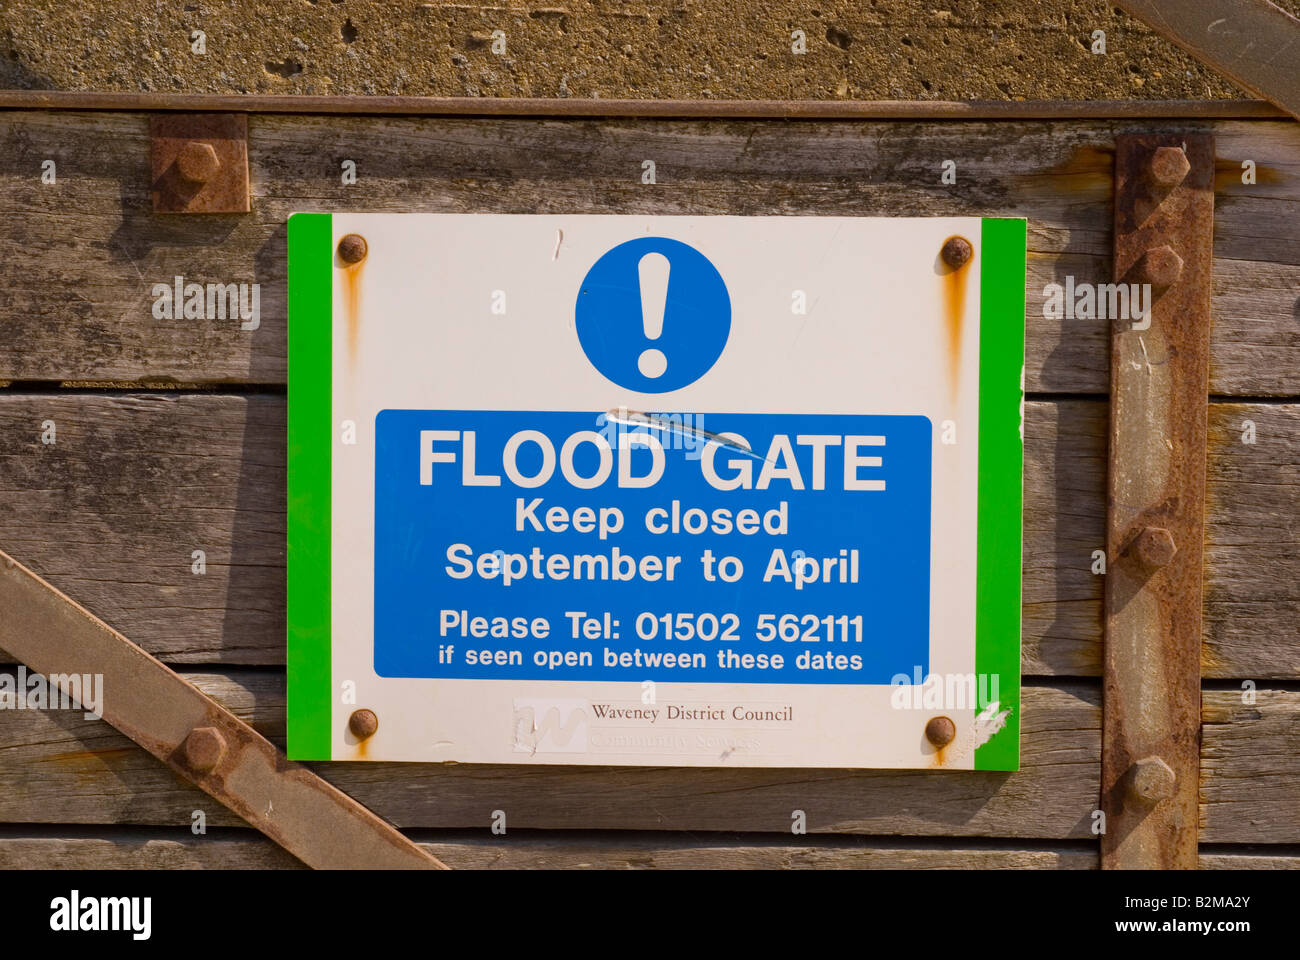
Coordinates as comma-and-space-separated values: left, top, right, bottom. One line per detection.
181, 726, 227, 774
1129, 756, 1177, 805
940, 236, 972, 270
1134, 244, 1184, 290
1133, 526, 1177, 568
349, 708, 379, 740
1148, 145, 1190, 187
175, 141, 221, 184
924, 715, 956, 747
338, 233, 368, 265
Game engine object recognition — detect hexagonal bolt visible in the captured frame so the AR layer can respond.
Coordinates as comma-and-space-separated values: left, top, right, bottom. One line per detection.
924, 715, 956, 747
940, 236, 972, 270
1133, 526, 1177, 569
349, 708, 379, 740
1134, 244, 1184, 290
1128, 755, 1177, 805
175, 141, 222, 185
338, 233, 368, 265
181, 726, 227, 774
1148, 145, 1190, 188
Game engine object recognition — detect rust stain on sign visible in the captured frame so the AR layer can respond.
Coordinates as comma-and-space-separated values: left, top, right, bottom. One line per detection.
344, 261, 364, 359
943, 265, 967, 390
938, 235, 972, 397
337, 233, 368, 360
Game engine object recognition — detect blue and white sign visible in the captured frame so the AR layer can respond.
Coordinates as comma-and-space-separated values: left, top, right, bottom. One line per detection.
288, 212, 1026, 770
374, 410, 931, 683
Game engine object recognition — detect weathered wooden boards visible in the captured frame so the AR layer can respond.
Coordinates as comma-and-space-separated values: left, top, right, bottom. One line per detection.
0, 668, 1295, 844
0, 107, 1296, 868
0, 669, 1102, 837
0, 835, 1293, 870
1, 395, 1293, 677
1205, 402, 1300, 677
0, 836, 1102, 870
1201, 689, 1300, 844
1, 113, 1299, 393
0, 394, 288, 665
0, 549, 444, 870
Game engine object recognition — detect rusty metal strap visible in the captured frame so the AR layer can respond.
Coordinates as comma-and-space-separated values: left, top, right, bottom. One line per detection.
1116, 0, 1300, 121
0, 548, 444, 870
0, 90, 1289, 119
1102, 135, 1213, 870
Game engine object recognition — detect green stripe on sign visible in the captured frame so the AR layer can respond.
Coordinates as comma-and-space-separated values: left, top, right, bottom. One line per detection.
974, 217, 1026, 772
287, 212, 333, 760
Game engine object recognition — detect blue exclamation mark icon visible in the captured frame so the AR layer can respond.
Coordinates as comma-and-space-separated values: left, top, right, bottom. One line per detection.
575, 236, 731, 393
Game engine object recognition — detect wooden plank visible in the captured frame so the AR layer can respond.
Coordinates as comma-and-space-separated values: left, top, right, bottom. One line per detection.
4, 395, 1294, 677
0, 835, 303, 870
0, 833, 1097, 870
1202, 689, 1300, 845
0, 393, 1105, 675
2, 112, 1298, 393
1199, 851, 1300, 870
1023, 399, 1107, 676
1211, 120, 1300, 266
1, 671, 1294, 842
0, 670, 1103, 839
1204, 403, 1300, 678
0, 394, 287, 665
422, 837, 1098, 869
3, 834, 1293, 870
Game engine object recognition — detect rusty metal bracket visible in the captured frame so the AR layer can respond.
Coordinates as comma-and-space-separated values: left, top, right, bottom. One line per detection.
1102, 134, 1213, 869
1115, 1, 1300, 122
0, 548, 444, 869
0, 89, 1288, 119
150, 113, 250, 213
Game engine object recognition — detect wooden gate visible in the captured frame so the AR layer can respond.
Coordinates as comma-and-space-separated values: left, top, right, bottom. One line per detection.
0, 95, 1296, 869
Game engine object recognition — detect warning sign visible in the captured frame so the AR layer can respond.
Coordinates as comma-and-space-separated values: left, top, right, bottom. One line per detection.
287, 213, 1025, 769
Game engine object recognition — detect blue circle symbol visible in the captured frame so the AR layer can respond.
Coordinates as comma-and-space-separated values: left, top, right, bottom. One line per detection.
575, 237, 731, 393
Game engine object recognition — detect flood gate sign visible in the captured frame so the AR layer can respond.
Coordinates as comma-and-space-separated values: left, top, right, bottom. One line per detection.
287, 214, 1026, 770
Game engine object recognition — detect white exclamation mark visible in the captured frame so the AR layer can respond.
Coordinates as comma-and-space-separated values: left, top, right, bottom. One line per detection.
637, 252, 670, 378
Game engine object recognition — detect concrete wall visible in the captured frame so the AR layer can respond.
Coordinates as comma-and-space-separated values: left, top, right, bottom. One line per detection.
2, 0, 1288, 101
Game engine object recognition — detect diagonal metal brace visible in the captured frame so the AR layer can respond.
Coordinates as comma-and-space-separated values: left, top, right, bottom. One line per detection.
0, 548, 445, 870
1116, 0, 1300, 121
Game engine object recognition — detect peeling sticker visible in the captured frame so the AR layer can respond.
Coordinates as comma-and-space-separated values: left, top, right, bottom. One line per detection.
512, 698, 589, 755
604, 407, 766, 462
972, 700, 1011, 748
932, 702, 1012, 768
